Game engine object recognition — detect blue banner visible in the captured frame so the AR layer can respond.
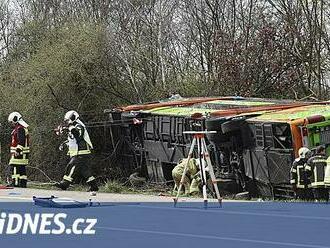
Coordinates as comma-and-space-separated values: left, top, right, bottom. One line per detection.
0, 201, 329, 248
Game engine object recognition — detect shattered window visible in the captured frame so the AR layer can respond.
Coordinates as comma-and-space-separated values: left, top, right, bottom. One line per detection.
272, 123, 292, 149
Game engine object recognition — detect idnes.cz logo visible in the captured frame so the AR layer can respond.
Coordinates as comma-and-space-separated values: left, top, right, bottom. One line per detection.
0, 212, 97, 235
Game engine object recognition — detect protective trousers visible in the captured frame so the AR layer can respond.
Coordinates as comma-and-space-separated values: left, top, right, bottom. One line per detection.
313, 188, 329, 201
295, 188, 314, 201
172, 168, 190, 195
58, 155, 98, 191
11, 164, 27, 188
189, 176, 201, 195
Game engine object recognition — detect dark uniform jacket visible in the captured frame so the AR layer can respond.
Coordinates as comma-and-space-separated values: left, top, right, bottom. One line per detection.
290, 158, 310, 188
306, 154, 327, 188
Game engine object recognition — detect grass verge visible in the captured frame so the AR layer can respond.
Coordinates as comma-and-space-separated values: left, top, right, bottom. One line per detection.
27, 180, 173, 196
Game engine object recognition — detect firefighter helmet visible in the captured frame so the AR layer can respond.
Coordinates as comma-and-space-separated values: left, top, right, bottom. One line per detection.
298, 147, 311, 159
8, 112, 29, 127
8, 112, 22, 123
64, 110, 79, 124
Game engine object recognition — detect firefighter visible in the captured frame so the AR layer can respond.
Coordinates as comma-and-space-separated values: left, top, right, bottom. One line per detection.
55, 110, 98, 193
290, 147, 313, 200
306, 145, 329, 201
7, 112, 30, 188
172, 158, 201, 195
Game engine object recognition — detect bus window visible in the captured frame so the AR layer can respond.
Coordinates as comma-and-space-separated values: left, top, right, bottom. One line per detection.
272, 123, 292, 149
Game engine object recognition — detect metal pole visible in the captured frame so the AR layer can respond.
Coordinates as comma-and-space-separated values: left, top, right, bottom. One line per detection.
173, 137, 196, 206
198, 134, 208, 208
202, 137, 222, 206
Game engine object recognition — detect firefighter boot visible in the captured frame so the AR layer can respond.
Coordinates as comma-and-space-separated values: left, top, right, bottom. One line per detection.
87, 178, 99, 192
19, 178, 27, 188
54, 180, 70, 190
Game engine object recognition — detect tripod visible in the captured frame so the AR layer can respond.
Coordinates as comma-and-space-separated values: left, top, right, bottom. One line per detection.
173, 131, 222, 208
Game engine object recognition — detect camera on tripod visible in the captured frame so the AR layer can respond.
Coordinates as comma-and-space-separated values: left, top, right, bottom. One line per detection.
191, 122, 203, 132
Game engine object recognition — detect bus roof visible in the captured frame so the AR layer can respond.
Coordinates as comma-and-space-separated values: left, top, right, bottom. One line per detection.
251, 104, 330, 122
142, 106, 219, 116
118, 97, 298, 112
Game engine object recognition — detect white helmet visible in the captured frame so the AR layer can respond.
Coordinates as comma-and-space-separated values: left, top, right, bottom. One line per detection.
8, 112, 29, 127
298, 147, 311, 159
64, 110, 79, 124
8, 112, 22, 123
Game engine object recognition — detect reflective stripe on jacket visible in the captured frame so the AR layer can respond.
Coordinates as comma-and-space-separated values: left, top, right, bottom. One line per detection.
307, 155, 327, 188
66, 123, 92, 157
324, 157, 330, 186
9, 124, 30, 165
291, 158, 310, 188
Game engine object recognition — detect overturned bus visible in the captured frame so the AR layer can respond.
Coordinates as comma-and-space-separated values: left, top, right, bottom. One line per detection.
107, 96, 328, 198
240, 104, 330, 198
